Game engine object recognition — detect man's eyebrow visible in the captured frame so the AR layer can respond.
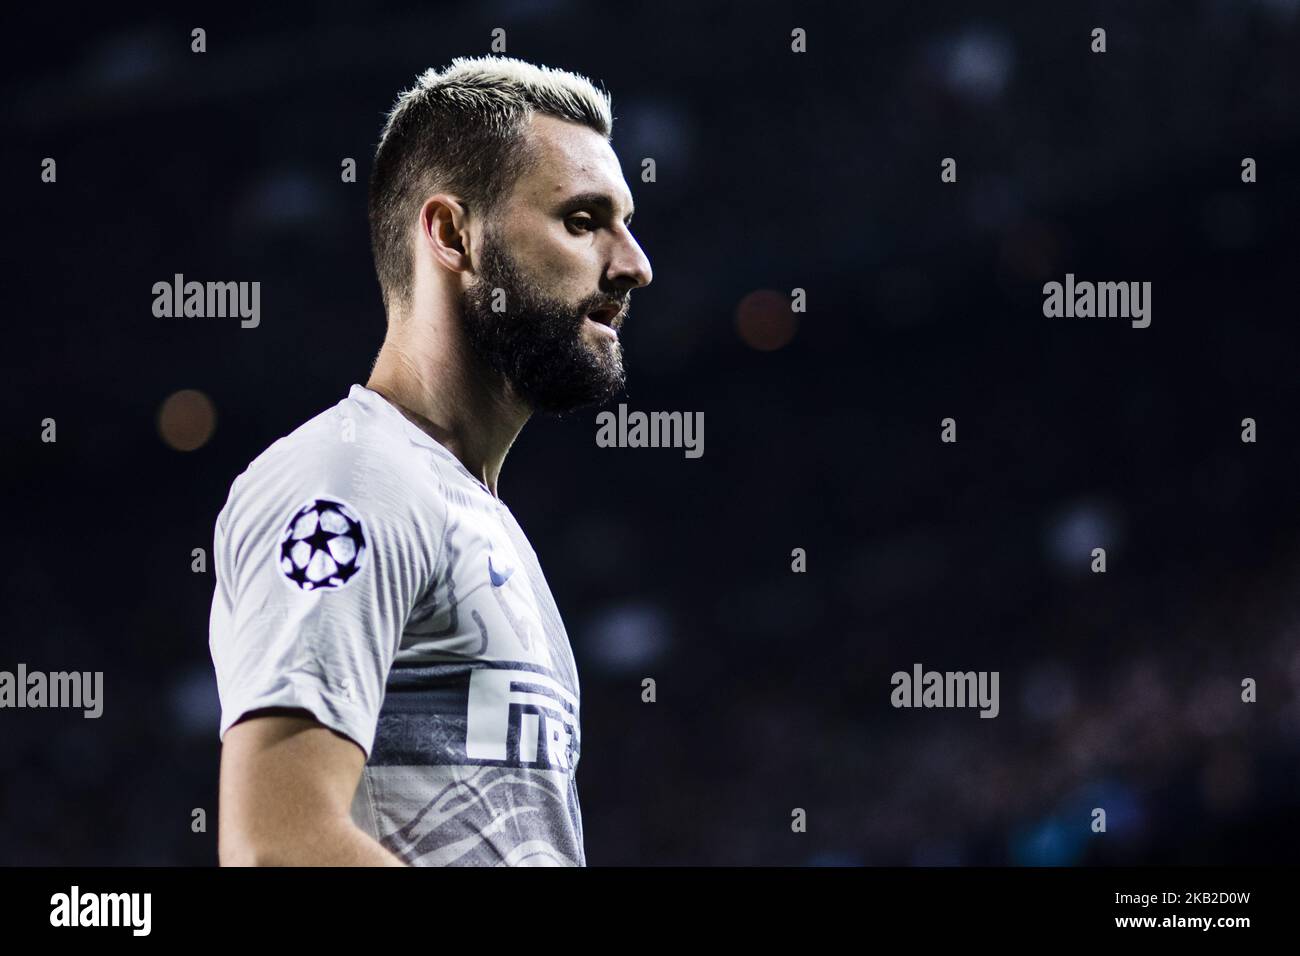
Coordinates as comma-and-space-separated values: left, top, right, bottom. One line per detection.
558, 191, 635, 221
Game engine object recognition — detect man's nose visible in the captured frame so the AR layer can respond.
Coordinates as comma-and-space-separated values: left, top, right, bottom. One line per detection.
610, 234, 652, 291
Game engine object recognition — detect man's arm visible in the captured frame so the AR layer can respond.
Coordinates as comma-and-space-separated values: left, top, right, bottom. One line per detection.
218, 708, 407, 867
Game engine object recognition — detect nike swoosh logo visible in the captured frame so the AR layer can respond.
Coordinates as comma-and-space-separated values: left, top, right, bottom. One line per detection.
488, 554, 515, 587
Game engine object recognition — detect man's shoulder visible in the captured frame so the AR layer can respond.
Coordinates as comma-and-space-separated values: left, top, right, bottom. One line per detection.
218, 388, 446, 532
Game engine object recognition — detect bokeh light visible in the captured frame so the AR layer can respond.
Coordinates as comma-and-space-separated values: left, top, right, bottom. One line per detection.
158, 389, 216, 451
736, 289, 798, 351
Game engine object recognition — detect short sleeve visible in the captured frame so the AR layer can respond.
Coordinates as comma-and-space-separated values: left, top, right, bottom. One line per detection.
208, 434, 440, 758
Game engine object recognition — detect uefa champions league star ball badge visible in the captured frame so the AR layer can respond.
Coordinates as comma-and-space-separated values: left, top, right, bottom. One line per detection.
277, 498, 368, 591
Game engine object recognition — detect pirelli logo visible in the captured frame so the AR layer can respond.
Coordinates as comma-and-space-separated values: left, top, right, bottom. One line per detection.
465, 666, 578, 770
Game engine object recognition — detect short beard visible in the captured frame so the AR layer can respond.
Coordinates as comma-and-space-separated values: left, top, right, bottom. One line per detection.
460, 230, 626, 414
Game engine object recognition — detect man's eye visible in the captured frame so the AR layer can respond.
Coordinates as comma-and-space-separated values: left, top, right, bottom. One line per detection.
566, 216, 593, 232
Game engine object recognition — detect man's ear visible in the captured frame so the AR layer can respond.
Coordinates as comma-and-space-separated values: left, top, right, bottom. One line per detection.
421, 195, 472, 273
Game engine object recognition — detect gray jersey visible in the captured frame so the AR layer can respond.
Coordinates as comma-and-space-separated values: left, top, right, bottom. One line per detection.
209, 384, 584, 866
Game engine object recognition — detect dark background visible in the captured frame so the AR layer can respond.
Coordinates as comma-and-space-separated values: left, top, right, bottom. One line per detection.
3, 0, 1299, 865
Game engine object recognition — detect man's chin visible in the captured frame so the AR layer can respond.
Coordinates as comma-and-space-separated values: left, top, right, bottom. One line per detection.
531, 386, 625, 416
524, 367, 626, 415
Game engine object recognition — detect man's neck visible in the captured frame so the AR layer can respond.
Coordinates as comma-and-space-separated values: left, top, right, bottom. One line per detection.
365, 327, 530, 499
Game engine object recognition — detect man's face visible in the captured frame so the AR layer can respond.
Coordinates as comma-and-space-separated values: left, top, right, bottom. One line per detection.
460, 113, 653, 414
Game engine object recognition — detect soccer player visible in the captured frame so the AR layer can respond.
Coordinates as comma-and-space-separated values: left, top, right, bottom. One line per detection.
208, 56, 652, 866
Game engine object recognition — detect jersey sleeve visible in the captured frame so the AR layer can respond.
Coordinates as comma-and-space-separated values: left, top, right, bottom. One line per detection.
208, 433, 442, 758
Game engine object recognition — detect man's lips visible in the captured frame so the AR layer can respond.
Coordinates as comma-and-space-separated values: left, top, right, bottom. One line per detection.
584, 314, 618, 338
585, 304, 622, 327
